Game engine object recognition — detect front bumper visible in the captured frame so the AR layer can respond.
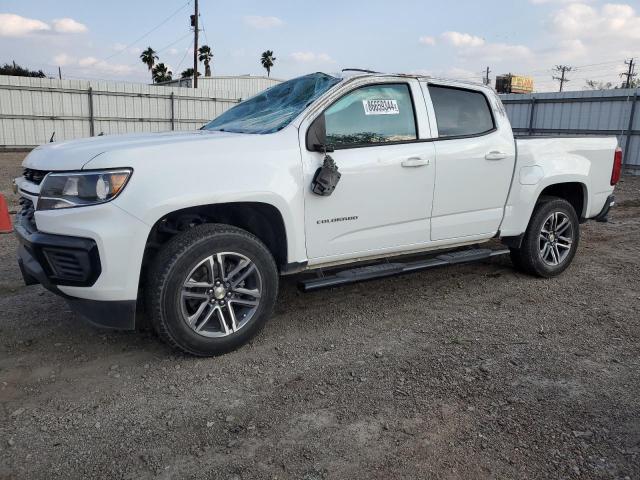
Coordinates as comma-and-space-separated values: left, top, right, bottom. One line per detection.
14, 203, 140, 330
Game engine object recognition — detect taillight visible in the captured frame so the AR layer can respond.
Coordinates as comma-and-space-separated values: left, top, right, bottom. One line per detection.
611, 147, 622, 186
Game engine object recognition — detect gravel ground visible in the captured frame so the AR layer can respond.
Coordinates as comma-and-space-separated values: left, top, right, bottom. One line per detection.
0, 151, 639, 479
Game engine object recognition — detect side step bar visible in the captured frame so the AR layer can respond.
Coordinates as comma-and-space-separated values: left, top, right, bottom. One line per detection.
298, 248, 510, 292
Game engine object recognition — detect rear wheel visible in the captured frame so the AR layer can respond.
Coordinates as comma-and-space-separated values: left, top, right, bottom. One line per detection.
146, 224, 278, 356
510, 198, 580, 278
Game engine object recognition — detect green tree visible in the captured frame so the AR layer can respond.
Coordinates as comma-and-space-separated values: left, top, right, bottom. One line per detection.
0, 61, 46, 78
260, 50, 276, 77
152, 63, 172, 83
181, 68, 201, 79
584, 80, 613, 90
198, 45, 213, 77
140, 47, 158, 82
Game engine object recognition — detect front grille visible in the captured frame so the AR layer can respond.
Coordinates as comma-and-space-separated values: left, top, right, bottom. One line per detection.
18, 197, 37, 232
23, 168, 50, 185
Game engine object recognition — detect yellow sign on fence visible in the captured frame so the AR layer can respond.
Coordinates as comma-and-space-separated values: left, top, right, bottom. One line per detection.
510, 75, 534, 94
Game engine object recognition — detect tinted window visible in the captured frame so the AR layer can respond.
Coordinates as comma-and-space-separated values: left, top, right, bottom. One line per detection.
428, 85, 494, 137
324, 84, 417, 147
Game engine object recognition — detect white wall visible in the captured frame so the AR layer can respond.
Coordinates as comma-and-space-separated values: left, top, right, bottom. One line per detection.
159, 75, 282, 100
0, 75, 246, 147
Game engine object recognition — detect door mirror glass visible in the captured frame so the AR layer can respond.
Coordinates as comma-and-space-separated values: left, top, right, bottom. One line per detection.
306, 114, 333, 152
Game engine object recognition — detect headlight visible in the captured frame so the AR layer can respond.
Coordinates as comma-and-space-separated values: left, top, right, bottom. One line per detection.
37, 169, 132, 211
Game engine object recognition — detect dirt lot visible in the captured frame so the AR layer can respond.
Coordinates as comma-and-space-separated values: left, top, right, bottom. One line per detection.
0, 151, 639, 479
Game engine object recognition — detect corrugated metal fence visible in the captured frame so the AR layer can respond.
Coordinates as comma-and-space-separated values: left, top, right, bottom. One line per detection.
2, 74, 639, 173
500, 88, 640, 173
159, 75, 282, 98
0, 75, 244, 147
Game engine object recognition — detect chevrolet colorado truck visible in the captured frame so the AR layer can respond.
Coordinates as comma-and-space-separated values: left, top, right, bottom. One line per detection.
14, 71, 621, 356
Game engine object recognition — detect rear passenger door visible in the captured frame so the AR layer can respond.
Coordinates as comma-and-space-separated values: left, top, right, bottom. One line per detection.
423, 82, 516, 241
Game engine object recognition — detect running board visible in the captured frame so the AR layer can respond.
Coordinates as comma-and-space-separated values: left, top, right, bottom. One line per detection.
298, 248, 509, 292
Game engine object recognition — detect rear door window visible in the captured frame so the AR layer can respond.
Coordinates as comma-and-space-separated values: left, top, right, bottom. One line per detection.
428, 85, 494, 138
324, 84, 417, 147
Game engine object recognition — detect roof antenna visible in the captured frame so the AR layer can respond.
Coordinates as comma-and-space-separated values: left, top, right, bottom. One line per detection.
49, 131, 55, 143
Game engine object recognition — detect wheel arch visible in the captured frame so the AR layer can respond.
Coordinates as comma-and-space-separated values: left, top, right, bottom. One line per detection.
537, 181, 588, 220
500, 175, 589, 243
138, 201, 289, 295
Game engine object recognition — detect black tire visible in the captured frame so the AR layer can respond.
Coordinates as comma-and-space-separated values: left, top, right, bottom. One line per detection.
146, 224, 278, 356
510, 198, 580, 278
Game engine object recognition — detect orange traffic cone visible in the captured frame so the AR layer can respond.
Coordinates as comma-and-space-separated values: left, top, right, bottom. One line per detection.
0, 193, 13, 234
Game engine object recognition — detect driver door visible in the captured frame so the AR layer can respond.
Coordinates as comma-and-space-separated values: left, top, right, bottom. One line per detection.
299, 81, 436, 263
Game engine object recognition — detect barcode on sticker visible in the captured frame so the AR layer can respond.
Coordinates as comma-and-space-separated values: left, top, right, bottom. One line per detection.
363, 99, 400, 115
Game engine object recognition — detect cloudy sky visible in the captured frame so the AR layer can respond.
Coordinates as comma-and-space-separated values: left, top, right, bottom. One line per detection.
0, 0, 638, 92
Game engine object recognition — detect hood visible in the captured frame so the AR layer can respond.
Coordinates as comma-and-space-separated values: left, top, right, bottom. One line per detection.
22, 130, 245, 171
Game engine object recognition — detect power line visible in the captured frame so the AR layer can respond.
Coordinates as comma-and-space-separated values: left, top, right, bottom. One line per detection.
103, 0, 192, 61
117, 31, 194, 70
174, 37, 195, 74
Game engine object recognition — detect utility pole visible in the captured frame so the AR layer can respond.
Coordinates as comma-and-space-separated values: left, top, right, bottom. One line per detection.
484, 66, 491, 86
192, 0, 199, 88
621, 58, 636, 89
58, 66, 62, 80
552, 65, 573, 92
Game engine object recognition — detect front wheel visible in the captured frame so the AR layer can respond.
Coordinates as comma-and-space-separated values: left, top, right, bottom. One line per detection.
510, 198, 580, 278
146, 224, 278, 356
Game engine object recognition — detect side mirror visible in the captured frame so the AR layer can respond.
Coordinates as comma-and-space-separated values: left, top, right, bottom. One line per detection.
306, 115, 334, 152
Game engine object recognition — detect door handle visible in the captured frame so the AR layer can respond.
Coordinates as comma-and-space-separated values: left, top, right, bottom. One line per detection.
401, 157, 430, 167
485, 151, 508, 161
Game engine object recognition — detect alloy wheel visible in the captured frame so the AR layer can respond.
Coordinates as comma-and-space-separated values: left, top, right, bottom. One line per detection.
539, 211, 574, 266
180, 252, 263, 338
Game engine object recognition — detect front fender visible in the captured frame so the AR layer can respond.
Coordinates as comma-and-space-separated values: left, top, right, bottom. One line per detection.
86, 128, 307, 265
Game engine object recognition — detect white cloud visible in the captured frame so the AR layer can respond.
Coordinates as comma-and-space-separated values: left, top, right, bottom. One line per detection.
0, 14, 87, 37
473, 42, 532, 62
439, 30, 530, 63
111, 43, 141, 56
441, 31, 485, 47
290, 51, 334, 63
53, 53, 75, 66
168, 48, 179, 55
243, 15, 284, 29
69, 56, 134, 75
550, 3, 640, 41
419, 36, 436, 46
52, 18, 87, 34
0, 13, 50, 37
78, 56, 98, 67
534, 1, 640, 72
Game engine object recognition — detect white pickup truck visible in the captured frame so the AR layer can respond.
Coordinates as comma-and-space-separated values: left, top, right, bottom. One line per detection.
14, 71, 621, 356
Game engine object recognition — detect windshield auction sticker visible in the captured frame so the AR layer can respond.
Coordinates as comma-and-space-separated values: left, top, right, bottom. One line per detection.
363, 99, 400, 115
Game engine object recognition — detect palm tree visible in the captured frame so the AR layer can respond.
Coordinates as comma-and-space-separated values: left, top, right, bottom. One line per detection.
260, 50, 276, 77
140, 47, 158, 82
198, 45, 213, 77
152, 63, 172, 83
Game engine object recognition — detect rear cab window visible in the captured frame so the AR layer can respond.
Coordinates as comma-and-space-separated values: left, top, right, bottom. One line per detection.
428, 85, 495, 138
324, 83, 417, 148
